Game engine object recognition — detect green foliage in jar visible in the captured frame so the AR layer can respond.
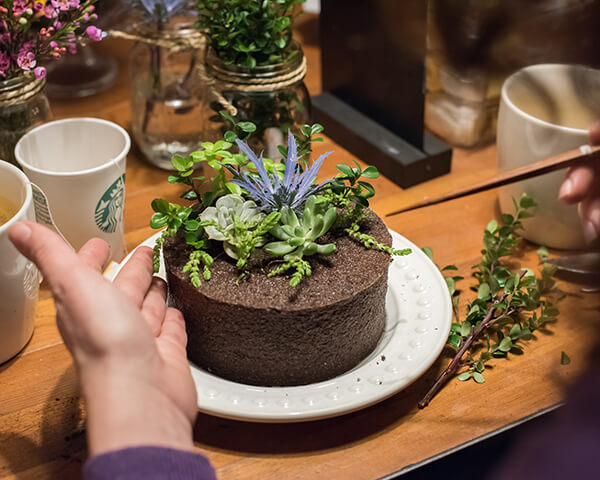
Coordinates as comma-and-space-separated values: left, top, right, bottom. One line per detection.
197, 0, 306, 69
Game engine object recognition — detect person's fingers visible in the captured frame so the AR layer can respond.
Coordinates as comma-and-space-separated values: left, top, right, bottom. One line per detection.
8, 221, 83, 289
77, 238, 111, 273
141, 277, 168, 337
559, 164, 597, 203
589, 120, 600, 145
579, 195, 600, 244
158, 308, 188, 350
113, 247, 155, 307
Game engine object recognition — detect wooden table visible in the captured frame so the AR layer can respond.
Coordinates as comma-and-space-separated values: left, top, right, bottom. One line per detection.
1, 23, 599, 480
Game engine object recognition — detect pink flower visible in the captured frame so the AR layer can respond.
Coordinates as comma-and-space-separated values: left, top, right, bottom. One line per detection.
16, 48, 36, 70
12, 0, 28, 15
43, 3, 56, 17
0, 50, 10, 73
51, 0, 71, 11
86, 25, 102, 42
34, 66, 46, 79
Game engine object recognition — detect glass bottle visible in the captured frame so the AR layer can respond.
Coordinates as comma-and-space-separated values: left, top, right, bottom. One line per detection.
0, 75, 52, 167
130, 17, 206, 170
202, 42, 310, 159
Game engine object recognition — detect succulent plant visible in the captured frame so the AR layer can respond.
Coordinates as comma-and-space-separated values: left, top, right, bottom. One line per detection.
200, 194, 265, 259
264, 196, 337, 261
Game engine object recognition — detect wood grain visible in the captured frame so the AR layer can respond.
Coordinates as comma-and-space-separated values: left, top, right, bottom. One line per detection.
388, 145, 600, 216
1, 15, 599, 480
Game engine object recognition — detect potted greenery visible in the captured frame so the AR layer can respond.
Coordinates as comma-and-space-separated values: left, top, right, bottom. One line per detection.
196, 0, 310, 160
149, 124, 412, 386
0, 1, 102, 166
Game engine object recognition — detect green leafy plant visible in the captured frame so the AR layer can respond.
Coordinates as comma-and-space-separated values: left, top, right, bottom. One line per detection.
418, 195, 563, 408
150, 123, 410, 287
197, 0, 306, 68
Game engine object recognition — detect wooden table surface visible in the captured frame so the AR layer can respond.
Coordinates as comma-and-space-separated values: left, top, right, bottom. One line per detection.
2, 20, 600, 480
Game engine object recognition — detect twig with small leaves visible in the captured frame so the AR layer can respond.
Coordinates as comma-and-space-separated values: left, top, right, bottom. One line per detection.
418, 194, 562, 408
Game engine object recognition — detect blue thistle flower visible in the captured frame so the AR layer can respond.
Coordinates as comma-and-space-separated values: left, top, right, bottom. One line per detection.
138, 0, 186, 20
226, 131, 332, 212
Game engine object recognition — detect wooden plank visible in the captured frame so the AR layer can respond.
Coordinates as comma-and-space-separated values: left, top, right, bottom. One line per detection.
2, 14, 599, 480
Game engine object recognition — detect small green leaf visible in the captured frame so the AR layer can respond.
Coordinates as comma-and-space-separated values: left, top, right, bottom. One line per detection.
171, 155, 192, 172
224, 130, 237, 142
499, 337, 513, 352
457, 372, 472, 381
486, 219, 498, 233
361, 166, 379, 179
519, 195, 537, 209
460, 322, 471, 337
478, 283, 490, 299
473, 372, 485, 384
151, 198, 170, 214
185, 220, 200, 231
311, 124, 324, 135
422, 247, 434, 260
448, 333, 461, 349
237, 122, 257, 133
336, 163, 354, 177
560, 351, 571, 365
509, 324, 522, 339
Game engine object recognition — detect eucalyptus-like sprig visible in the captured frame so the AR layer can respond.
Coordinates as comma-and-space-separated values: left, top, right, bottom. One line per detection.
418, 195, 562, 408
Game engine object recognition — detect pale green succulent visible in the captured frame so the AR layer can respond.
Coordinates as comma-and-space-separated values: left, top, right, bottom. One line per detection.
199, 194, 265, 259
264, 196, 337, 261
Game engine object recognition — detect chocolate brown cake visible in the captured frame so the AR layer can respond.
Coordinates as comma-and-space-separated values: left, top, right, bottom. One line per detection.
164, 210, 392, 387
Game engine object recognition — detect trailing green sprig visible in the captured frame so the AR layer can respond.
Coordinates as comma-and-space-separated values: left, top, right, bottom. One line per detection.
234, 211, 282, 269
268, 257, 312, 287
419, 194, 563, 408
345, 221, 412, 257
183, 250, 214, 288
153, 230, 167, 273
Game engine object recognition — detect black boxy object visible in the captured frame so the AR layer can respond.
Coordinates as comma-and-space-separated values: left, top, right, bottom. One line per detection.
313, 0, 452, 188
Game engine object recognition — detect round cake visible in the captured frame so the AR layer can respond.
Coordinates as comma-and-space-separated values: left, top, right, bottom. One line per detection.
164, 211, 392, 387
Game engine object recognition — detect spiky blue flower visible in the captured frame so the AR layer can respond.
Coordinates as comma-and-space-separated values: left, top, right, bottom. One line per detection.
225, 131, 332, 212
138, 0, 185, 20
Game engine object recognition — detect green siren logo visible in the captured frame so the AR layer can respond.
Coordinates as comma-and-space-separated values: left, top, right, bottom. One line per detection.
95, 174, 125, 233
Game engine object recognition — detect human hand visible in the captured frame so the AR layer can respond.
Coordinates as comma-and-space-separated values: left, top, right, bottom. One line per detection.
559, 120, 600, 243
8, 221, 197, 456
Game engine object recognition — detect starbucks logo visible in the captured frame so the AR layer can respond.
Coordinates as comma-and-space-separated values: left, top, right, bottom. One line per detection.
95, 175, 125, 233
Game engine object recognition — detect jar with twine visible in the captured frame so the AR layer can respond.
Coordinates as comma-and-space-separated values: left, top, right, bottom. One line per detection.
119, 17, 208, 170
199, 40, 310, 160
0, 75, 52, 167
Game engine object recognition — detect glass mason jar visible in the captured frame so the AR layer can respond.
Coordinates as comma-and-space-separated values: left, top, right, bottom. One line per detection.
202, 42, 310, 159
130, 18, 206, 170
0, 75, 52, 167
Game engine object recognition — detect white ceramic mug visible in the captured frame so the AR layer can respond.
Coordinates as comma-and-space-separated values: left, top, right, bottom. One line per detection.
0, 160, 38, 364
498, 64, 600, 249
15, 118, 130, 263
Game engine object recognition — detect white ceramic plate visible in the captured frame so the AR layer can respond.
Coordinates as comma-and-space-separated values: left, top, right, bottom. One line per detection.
113, 230, 452, 423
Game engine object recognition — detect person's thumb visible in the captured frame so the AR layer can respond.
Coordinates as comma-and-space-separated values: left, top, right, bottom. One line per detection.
9, 221, 81, 289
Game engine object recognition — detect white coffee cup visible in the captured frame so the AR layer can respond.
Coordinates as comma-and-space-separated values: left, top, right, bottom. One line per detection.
15, 118, 130, 263
498, 64, 600, 250
0, 160, 38, 364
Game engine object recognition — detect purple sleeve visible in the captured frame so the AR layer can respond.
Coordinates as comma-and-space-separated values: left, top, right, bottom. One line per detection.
84, 446, 216, 480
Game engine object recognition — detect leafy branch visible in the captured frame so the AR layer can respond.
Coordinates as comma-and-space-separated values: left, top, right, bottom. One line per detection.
418, 195, 562, 408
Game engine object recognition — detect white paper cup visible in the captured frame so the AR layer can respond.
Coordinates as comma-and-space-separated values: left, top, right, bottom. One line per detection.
498, 64, 600, 249
15, 118, 130, 262
0, 160, 38, 364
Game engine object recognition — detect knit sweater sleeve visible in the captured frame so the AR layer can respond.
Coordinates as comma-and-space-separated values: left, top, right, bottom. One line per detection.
84, 446, 216, 480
